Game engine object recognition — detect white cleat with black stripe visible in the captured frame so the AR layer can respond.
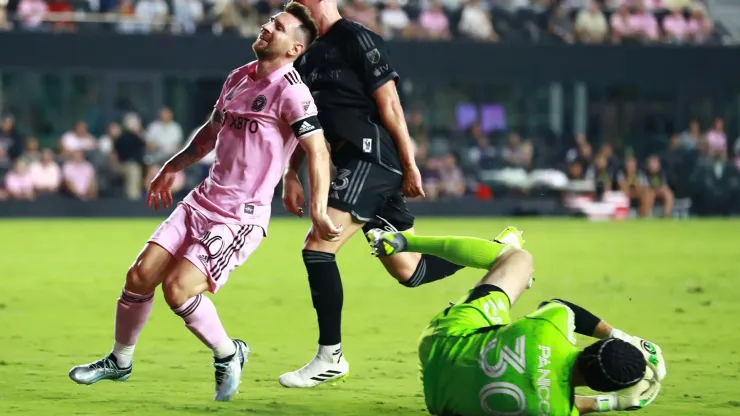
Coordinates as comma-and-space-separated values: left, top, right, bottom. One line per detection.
278, 346, 349, 388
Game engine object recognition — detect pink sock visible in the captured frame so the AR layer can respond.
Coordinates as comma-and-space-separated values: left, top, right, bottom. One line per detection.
172, 294, 232, 353
115, 289, 154, 346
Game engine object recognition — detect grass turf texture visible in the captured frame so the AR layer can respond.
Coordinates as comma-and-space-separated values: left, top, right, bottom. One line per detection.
0, 218, 738, 415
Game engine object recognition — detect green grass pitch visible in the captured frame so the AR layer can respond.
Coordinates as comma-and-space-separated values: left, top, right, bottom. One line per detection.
1, 218, 739, 415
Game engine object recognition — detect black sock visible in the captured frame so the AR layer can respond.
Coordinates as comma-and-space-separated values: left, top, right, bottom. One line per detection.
302, 250, 343, 345
402, 254, 466, 288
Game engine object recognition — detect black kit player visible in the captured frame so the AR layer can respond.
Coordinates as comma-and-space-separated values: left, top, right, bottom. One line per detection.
278, 0, 490, 387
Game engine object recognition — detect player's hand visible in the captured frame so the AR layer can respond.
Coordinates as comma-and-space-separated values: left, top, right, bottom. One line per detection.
629, 337, 667, 383
310, 212, 343, 242
147, 166, 177, 211
612, 368, 662, 411
402, 164, 425, 198
282, 173, 305, 217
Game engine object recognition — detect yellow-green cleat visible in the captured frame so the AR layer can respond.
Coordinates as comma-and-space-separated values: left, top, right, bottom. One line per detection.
494, 226, 525, 249
366, 228, 407, 257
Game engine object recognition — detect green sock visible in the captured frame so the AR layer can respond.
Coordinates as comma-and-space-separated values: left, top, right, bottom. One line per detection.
400, 232, 506, 270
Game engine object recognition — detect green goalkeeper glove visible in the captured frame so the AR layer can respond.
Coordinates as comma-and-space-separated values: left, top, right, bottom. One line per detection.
594, 367, 662, 412
611, 329, 667, 383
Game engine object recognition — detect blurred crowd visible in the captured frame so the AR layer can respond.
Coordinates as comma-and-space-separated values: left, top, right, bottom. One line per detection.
0, 108, 197, 201
406, 109, 740, 216
1, 105, 739, 217
0, 0, 722, 45
561, 117, 740, 216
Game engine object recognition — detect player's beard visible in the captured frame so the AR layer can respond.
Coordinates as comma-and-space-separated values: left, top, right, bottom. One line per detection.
252, 40, 274, 60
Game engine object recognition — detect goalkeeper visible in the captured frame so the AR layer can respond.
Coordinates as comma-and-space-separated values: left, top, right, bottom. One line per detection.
367, 226, 667, 415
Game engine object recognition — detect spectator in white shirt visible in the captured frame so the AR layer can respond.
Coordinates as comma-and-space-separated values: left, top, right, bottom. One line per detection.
459, 0, 499, 41
145, 107, 183, 164
575, 0, 607, 43
60, 121, 97, 158
380, 0, 411, 39
172, 0, 204, 34
4, 159, 35, 200
29, 149, 62, 194
98, 122, 122, 156
63, 150, 98, 200
134, 0, 168, 33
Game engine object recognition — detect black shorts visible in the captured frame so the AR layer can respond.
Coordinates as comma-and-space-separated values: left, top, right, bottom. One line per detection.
328, 158, 415, 234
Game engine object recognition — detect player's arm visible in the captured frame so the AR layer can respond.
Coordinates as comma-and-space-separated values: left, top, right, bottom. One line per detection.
279, 83, 335, 229
284, 145, 306, 178
540, 299, 613, 339
161, 109, 220, 173
345, 29, 415, 169
541, 299, 667, 381
299, 132, 331, 219
575, 396, 599, 414
373, 83, 414, 169
576, 382, 662, 413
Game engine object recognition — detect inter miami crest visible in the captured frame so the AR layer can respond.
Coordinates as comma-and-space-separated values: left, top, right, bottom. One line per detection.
251, 95, 267, 112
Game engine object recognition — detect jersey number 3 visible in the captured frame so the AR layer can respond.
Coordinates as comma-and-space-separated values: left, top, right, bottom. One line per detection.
478, 335, 527, 415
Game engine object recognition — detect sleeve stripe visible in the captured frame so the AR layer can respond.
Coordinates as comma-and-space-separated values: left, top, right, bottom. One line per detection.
288, 113, 316, 126
297, 128, 323, 139
369, 71, 399, 94
347, 22, 375, 51
284, 70, 302, 85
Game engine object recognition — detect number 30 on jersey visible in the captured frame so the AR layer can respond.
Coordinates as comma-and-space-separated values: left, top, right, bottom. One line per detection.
478, 335, 527, 415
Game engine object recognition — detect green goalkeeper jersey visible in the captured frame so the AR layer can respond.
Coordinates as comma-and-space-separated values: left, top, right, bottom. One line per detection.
419, 300, 581, 416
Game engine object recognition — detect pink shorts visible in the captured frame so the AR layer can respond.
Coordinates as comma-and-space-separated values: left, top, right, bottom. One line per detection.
148, 203, 264, 293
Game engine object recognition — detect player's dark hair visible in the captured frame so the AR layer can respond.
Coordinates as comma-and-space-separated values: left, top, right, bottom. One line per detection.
284, 1, 318, 46
576, 338, 646, 392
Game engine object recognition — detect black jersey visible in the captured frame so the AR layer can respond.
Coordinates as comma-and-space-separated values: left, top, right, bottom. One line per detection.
295, 19, 402, 174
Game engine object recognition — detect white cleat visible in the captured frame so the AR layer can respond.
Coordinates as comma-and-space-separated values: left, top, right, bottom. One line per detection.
213, 339, 249, 402
278, 346, 349, 388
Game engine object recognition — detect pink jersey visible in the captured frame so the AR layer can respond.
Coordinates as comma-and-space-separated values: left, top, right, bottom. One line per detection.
62, 160, 95, 194
419, 11, 449, 34
183, 61, 321, 233
628, 13, 659, 40
610, 13, 631, 36
706, 129, 727, 152
4, 171, 34, 195
687, 17, 712, 42
663, 14, 689, 40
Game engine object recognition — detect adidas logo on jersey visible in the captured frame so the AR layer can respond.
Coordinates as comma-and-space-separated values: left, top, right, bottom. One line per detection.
298, 121, 315, 135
